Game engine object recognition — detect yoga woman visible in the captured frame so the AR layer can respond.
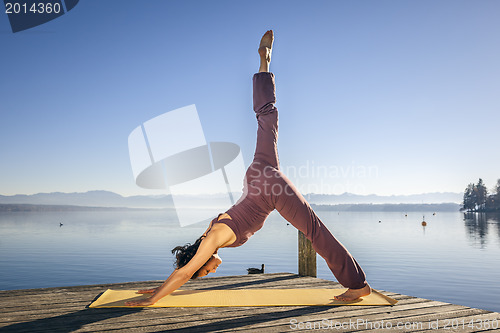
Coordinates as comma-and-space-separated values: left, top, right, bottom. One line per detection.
125, 30, 371, 306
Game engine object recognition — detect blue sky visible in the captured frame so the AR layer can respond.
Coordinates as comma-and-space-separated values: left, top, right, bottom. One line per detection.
1, 0, 499, 197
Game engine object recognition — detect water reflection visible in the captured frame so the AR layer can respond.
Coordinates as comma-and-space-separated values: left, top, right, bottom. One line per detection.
489, 214, 500, 244
463, 212, 500, 249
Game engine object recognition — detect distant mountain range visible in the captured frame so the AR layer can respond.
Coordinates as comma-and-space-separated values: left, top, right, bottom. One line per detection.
0, 191, 175, 209
303, 192, 462, 205
0, 190, 463, 209
311, 203, 461, 212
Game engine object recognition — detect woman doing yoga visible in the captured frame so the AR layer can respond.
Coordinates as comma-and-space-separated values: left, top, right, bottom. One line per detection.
125, 30, 371, 306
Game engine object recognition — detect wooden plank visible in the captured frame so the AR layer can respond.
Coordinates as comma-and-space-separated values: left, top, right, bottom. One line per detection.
207, 300, 451, 332
298, 230, 316, 277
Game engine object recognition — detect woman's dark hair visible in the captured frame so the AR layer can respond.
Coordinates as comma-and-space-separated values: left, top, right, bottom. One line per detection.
171, 236, 207, 279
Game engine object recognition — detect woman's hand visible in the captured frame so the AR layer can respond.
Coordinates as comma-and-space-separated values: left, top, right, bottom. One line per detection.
124, 297, 155, 307
123, 232, 220, 306
137, 287, 158, 294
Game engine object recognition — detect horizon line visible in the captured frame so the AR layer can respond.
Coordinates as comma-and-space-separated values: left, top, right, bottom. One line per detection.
0, 189, 463, 197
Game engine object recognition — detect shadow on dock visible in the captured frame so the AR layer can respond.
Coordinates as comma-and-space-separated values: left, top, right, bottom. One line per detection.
0, 308, 143, 333
196, 272, 300, 290
159, 306, 330, 333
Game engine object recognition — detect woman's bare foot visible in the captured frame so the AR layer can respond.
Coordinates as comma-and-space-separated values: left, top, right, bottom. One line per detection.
258, 30, 274, 72
334, 284, 371, 302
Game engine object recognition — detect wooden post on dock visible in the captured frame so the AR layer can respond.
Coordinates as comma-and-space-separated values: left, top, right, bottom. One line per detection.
298, 230, 316, 277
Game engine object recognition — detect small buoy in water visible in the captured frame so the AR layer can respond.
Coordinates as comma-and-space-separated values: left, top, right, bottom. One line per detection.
433, 212, 436, 216
404, 214, 408, 217
378, 220, 381, 223
421, 215, 427, 226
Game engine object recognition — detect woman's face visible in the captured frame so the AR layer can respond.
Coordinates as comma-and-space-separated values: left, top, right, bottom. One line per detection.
197, 253, 222, 278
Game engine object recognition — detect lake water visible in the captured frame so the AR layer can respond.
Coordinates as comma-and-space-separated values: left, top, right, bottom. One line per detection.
1, 209, 499, 313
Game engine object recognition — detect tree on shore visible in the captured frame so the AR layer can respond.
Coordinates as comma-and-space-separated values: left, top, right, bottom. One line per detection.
462, 178, 500, 212
475, 178, 487, 210
491, 179, 500, 211
463, 183, 476, 211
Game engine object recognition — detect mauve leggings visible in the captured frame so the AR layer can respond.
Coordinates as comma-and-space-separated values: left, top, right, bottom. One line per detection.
225, 72, 367, 289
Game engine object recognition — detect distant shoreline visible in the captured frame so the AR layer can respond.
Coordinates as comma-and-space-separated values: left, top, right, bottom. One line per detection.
0, 203, 463, 212
0, 204, 165, 212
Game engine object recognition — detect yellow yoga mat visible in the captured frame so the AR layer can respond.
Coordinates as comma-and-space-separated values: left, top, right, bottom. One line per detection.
89, 289, 397, 308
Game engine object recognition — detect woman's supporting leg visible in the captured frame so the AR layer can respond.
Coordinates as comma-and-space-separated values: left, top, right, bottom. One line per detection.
272, 171, 367, 288
269, 170, 371, 300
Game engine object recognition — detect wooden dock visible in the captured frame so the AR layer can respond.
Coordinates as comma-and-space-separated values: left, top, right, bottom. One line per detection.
1, 273, 499, 332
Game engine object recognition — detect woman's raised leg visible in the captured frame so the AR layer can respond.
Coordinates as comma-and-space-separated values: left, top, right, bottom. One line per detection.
252, 30, 279, 169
